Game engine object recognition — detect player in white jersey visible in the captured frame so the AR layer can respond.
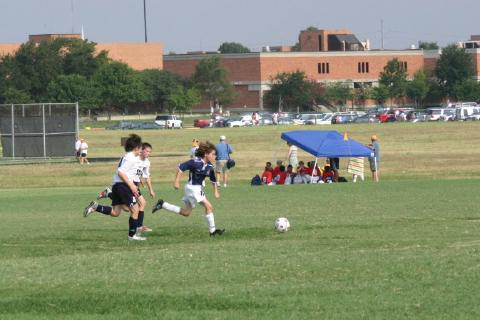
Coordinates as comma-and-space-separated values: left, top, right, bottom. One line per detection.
83, 134, 146, 241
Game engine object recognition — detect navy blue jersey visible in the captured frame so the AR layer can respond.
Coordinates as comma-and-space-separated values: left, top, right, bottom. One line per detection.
179, 158, 217, 185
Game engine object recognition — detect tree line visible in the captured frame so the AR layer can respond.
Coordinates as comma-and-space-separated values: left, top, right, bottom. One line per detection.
0, 38, 236, 114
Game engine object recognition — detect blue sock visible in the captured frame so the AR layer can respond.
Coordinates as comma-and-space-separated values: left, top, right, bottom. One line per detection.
96, 204, 112, 215
138, 211, 144, 227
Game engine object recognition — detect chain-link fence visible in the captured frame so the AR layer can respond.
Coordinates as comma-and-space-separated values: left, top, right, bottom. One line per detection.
0, 103, 79, 159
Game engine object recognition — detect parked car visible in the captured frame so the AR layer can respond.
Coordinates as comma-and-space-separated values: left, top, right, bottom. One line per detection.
154, 115, 183, 128
378, 110, 397, 123
352, 114, 380, 123
466, 110, 480, 121
277, 117, 295, 125
427, 108, 455, 121
194, 119, 211, 128
225, 117, 247, 128
332, 113, 357, 124
259, 116, 274, 125
406, 110, 428, 123
455, 105, 480, 121
307, 113, 333, 125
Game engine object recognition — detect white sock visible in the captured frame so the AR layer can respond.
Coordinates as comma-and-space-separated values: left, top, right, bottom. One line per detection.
205, 213, 216, 233
163, 201, 181, 214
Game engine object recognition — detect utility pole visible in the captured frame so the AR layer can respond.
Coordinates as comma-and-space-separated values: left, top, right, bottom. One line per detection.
380, 19, 384, 50
143, 0, 148, 43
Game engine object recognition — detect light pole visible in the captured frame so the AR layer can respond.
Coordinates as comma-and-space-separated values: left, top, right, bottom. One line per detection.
143, 0, 148, 43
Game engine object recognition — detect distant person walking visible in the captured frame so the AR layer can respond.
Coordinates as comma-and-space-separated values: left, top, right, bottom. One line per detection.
368, 135, 380, 182
79, 138, 90, 165
215, 135, 233, 187
287, 142, 298, 172
75, 137, 81, 159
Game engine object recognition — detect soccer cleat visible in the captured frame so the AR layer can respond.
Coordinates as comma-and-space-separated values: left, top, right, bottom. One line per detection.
140, 226, 153, 232
97, 186, 112, 200
151, 199, 164, 213
83, 201, 97, 218
209, 229, 225, 237
128, 234, 147, 241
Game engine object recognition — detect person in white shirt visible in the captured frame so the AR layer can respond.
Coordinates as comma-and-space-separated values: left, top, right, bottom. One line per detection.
75, 137, 81, 159
79, 138, 89, 165
83, 134, 146, 241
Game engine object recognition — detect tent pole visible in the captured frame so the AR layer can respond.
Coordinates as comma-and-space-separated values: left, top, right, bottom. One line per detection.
313, 157, 318, 183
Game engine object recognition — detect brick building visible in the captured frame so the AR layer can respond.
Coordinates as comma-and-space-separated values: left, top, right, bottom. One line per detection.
0, 34, 163, 70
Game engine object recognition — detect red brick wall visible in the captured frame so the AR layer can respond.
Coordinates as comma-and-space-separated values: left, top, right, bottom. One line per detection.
0, 44, 20, 57
260, 52, 425, 82
96, 43, 163, 70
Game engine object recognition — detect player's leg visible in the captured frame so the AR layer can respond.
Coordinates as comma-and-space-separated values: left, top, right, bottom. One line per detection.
97, 186, 112, 200
152, 198, 193, 216
128, 204, 145, 241
136, 195, 152, 232
199, 198, 224, 236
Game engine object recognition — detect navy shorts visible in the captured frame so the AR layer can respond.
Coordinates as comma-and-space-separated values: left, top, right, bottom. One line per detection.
111, 183, 137, 207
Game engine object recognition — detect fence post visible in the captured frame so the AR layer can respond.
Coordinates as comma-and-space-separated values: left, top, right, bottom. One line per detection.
42, 103, 46, 159
76, 102, 80, 139
11, 104, 15, 159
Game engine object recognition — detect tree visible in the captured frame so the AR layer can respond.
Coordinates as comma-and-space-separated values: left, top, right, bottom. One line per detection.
435, 44, 475, 98
264, 71, 314, 111
139, 69, 183, 111
93, 61, 148, 114
62, 39, 108, 77
192, 56, 235, 108
379, 58, 408, 104
167, 86, 201, 114
2, 87, 32, 104
218, 42, 251, 54
370, 85, 389, 106
406, 70, 430, 107
324, 82, 353, 110
46, 74, 101, 111
418, 41, 439, 50
452, 79, 480, 101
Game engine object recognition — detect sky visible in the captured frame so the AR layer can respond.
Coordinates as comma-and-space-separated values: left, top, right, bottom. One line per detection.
0, 0, 478, 53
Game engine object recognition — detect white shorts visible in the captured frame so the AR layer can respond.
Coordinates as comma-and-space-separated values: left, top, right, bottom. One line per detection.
182, 184, 206, 208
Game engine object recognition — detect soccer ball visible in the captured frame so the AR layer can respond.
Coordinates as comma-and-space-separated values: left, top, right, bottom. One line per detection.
274, 217, 290, 232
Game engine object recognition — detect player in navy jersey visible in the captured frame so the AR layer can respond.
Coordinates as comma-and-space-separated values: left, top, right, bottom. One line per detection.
83, 134, 146, 241
152, 141, 225, 236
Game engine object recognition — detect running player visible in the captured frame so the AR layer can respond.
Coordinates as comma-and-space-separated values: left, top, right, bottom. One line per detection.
151, 141, 225, 237
83, 134, 145, 241
96, 142, 155, 233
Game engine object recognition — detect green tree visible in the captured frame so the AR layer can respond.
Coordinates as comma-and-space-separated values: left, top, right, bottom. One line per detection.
370, 85, 389, 106
452, 79, 480, 101
435, 44, 475, 98
2, 87, 32, 104
324, 82, 353, 110
406, 70, 430, 107
63, 39, 109, 77
264, 71, 314, 111
168, 86, 201, 113
139, 69, 183, 111
46, 74, 101, 111
218, 42, 251, 54
93, 61, 147, 114
418, 41, 439, 50
192, 56, 235, 108
379, 58, 408, 104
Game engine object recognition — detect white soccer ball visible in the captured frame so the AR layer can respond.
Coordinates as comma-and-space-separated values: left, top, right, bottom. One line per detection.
274, 217, 290, 232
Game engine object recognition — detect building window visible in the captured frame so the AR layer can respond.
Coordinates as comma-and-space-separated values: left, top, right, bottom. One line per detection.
318, 62, 330, 74
358, 62, 369, 73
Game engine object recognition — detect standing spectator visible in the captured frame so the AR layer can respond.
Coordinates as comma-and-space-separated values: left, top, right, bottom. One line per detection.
369, 135, 380, 182
272, 112, 279, 125
75, 137, 81, 160
287, 142, 298, 172
215, 135, 233, 187
190, 139, 200, 159
79, 138, 90, 165
328, 157, 340, 182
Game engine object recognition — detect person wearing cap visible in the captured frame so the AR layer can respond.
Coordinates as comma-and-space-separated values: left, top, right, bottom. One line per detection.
368, 135, 380, 182
190, 139, 200, 159
215, 135, 233, 187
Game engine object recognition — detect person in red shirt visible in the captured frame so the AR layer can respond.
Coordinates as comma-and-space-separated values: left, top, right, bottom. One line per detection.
261, 162, 274, 185
322, 165, 334, 183
272, 160, 283, 179
274, 165, 288, 185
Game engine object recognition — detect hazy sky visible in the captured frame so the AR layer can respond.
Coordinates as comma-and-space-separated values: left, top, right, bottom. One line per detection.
0, 0, 478, 53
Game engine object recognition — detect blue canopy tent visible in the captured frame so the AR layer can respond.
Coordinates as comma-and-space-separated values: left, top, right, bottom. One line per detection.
281, 130, 373, 179
280, 130, 372, 158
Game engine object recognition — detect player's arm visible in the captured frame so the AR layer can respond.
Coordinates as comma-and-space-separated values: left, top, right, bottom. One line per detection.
209, 166, 220, 198
173, 169, 183, 190
175, 159, 194, 189
118, 170, 139, 197
145, 177, 155, 198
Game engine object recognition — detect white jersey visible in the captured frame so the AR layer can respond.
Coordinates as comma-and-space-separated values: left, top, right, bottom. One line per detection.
133, 157, 151, 183
112, 152, 142, 184
75, 140, 81, 151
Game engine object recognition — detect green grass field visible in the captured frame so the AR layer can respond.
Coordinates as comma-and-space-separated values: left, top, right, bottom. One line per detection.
1, 122, 480, 319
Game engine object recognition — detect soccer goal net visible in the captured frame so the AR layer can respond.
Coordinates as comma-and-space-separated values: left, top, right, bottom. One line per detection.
0, 103, 79, 159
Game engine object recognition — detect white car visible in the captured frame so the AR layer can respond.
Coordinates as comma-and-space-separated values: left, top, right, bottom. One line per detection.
226, 118, 246, 127
427, 108, 454, 121
154, 115, 183, 128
